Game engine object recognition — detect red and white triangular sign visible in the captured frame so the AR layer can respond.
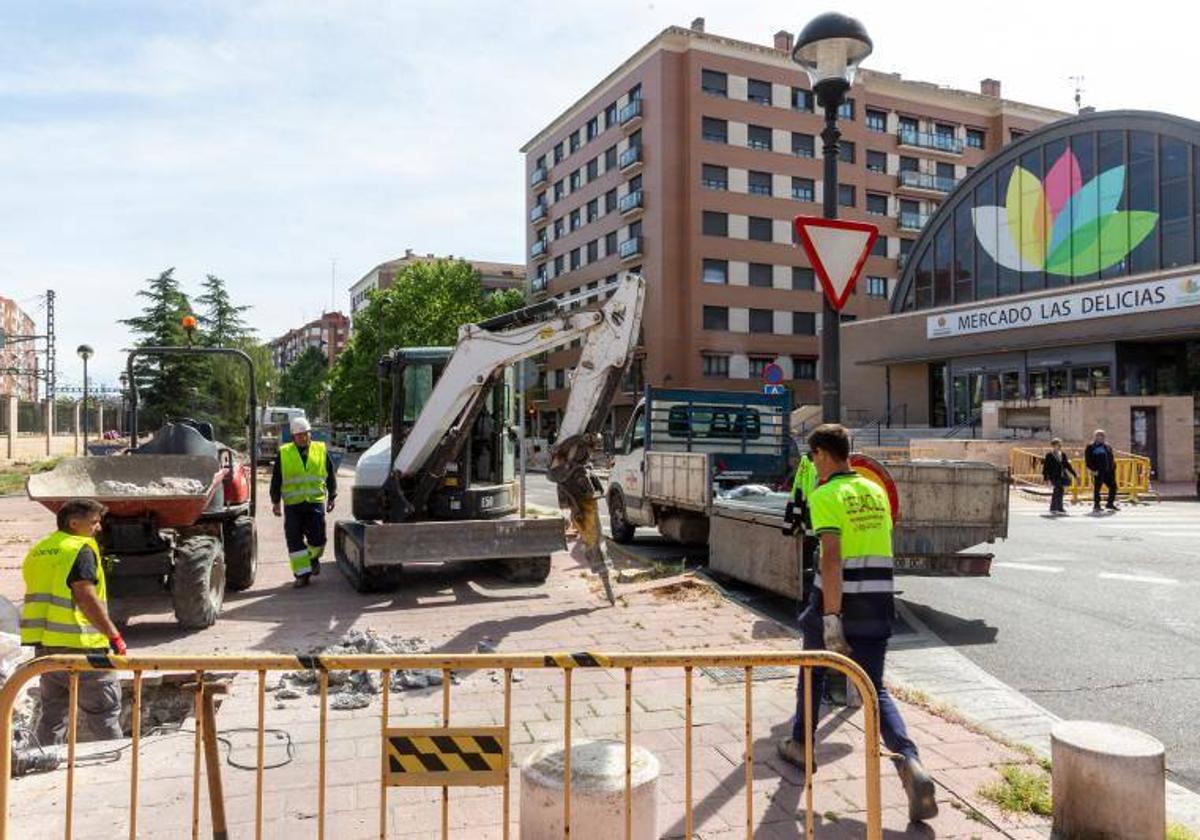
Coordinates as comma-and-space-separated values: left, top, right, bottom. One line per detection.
793, 216, 879, 311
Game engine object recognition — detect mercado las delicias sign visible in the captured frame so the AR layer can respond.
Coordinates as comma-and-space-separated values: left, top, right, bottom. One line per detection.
927, 275, 1200, 339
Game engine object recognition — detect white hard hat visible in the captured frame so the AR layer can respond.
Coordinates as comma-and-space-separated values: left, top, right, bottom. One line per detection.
290, 417, 312, 435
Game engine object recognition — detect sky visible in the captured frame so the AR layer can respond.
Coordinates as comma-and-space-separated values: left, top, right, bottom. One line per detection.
4, 0, 1199, 387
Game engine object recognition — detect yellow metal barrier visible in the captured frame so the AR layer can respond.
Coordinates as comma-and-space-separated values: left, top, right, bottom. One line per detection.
1009, 447, 1154, 504
0, 651, 882, 840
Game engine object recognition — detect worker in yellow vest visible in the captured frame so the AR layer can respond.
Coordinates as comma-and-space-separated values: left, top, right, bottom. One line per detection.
271, 417, 337, 587
21, 498, 125, 743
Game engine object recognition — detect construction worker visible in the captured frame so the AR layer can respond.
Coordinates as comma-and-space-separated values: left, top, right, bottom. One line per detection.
21, 498, 125, 744
782, 448, 820, 592
776, 423, 937, 823
271, 417, 337, 587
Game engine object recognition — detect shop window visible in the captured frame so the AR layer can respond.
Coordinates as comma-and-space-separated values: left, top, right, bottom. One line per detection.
1091, 366, 1112, 396
1071, 367, 1092, 395
1002, 372, 1020, 401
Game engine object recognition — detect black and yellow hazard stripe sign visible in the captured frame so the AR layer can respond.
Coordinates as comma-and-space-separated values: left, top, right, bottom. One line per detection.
384, 727, 507, 787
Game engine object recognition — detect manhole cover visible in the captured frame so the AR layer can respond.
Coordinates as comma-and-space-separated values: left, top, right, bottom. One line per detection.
699, 665, 794, 685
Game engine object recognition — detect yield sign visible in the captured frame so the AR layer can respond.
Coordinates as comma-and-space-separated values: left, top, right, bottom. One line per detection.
793, 216, 879, 311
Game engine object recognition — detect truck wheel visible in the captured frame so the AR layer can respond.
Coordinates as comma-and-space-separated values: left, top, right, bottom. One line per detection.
223, 515, 257, 592
608, 490, 636, 544
172, 535, 225, 628
497, 556, 552, 583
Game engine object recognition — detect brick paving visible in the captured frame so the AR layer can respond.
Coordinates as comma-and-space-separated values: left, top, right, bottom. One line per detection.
0, 480, 1051, 838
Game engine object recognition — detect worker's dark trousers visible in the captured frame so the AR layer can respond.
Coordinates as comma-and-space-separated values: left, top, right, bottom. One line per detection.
284, 502, 326, 577
793, 627, 919, 761
34, 646, 121, 744
1050, 480, 1067, 512
1093, 470, 1118, 508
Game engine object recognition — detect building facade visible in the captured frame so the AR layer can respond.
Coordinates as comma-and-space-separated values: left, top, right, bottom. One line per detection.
270, 311, 350, 371
521, 19, 1064, 435
842, 110, 1200, 480
0, 296, 38, 400
349, 250, 525, 318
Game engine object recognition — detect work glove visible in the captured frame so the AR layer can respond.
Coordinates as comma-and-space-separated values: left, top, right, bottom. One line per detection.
822, 614, 852, 656
326, 497, 336, 514
109, 633, 127, 656
781, 501, 798, 536
272, 502, 282, 517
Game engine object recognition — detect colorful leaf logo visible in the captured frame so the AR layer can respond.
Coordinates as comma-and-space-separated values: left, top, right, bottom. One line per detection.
973, 149, 1158, 277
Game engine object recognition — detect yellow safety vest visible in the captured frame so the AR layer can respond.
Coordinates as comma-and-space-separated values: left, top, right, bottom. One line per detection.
20, 531, 109, 649
279, 440, 328, 506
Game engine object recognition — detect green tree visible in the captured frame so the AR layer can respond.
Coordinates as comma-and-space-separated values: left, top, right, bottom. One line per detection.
196, 274, 253, 346
327, 259, 524, 425
278, 346, 328, 419
196, 274, 259, 445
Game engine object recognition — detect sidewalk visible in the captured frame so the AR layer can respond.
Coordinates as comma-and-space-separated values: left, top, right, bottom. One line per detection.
1, 491, 1050, 838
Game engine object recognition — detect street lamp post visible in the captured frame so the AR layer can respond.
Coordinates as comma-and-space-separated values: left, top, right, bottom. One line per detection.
792, 13, 873, 424
118, 371, 129, 436
77, 344, 94, 455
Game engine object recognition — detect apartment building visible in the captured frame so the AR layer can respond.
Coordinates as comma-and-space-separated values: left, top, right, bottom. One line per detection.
270, 311, 350, 371
349, 250, 525, 319
0, 296, 38, 400
521, 19, 1065, 434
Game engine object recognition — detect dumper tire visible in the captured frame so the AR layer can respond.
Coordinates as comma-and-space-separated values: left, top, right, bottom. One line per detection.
608, 488, 636, 544
497, 556, 552, 583
172, 535, 225, 628
223, 515, 257, 592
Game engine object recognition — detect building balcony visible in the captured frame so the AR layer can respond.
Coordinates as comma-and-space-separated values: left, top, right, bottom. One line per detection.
618, 235, 643, 261
530, 166, 548, 187
618, 145, 642, 171
898, 211, 931, 231
897, 129, 963, 155
529, 202, 548, 224
530, 238, 549, 260
618, 189, 643, 215
618, 98, 643, 127
898, 170, 958, 193
530, 274, 548, 294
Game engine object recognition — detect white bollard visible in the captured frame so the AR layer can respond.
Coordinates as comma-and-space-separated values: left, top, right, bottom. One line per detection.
1051, 720, 1165, 840
520, 739, 659, 840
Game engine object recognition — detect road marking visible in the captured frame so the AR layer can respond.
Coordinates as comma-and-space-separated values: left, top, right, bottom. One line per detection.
993, 562, 1064, 573
1097, 572, 1178, 585
1141, 532, 1200, 539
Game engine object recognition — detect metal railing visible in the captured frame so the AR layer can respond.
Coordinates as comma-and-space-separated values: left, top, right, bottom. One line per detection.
1009, 447, 1154, 503
618, 145, 641, 169
530, 166, 548, 187
530, 239, 549, 259
897, 129, 963, 154
898, 170, 957, 193
899, 211, 930, 230
618, 98, 642, 125
944, 410, 982, 439
617, 189, 643, 214
0, 651, 883, 840
617, 235, 642, 260
529, 203, 548, 223
852, 405, 910, 447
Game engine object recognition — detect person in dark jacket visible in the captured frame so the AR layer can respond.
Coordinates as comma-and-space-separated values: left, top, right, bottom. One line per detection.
1042, 438, 1077, 515
1084, 429, 1118, 512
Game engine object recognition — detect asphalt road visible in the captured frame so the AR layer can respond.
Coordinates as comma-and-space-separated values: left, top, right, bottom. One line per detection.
900, 496, 1200, 794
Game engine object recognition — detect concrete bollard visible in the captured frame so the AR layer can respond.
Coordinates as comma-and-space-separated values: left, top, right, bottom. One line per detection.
520, 739, 659, 840
1051, 720, 1165, 839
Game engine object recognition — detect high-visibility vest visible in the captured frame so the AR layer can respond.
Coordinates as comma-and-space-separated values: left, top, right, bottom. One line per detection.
20, 531, 109, 649
279, 440, 328, 506
791, 454, 818, 501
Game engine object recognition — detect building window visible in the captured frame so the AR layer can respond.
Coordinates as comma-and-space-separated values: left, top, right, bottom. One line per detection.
605, 231, 617, 254
587, 198, 598, 222
748, 170, 772, 196
792, 177, 815, 202
899, 155, 919, 173
587, 240, 598, 263
1009, 128, 1026, 142
702, 305, 729, 330
702, 116, 728, 143
866, 276, 887, 298
702, 259, 728, 284
702, 211, 728, 237
899, 115, 919, 135
747, 125, 772, 151
838, 184, 856, 207
701, 69, 728, 96
628, 83, 642, 101
749, 262, 773, 288
605, 102, 618, 128
871, 235, 888, 257
586, 116, 599, 141
605, 188, 617, 213
866, 150, 887, 173
866, 108, 887, 132
793, 311, 816, 334
586, 157, 598, 181
935, 123, 956, 142
839, 140, 856, 164
866, 193, 888, 215
792, 132, 815, 158
701, 163, 728, 190
838, 98, 854, 120
570, 248, 581, 269
604, 145, 617, 170
569, 131, 580, 154
702, 353, 730, 378
554, 255, 564, 275
553, 143, 563, 165
569, 208, 581, 230
553, 180, 564, 201
792, 267, 815, 291
747, 78, 771, 105
553, 217, 564, 238
748, 216, 773, 241
966, 128, 985, 149
748, 356, 773, 377
555, 369, 565, 389
792, 357, 817, 379
792, 87, 813, 112
749, 309, 773, 333
569, 170, 581, 191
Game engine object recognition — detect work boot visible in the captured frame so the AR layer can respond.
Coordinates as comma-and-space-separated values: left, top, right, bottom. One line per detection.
775, 737, 817, 774
895, 755, 938, 822
293, 573, 311, 589
311, 558, 322, 576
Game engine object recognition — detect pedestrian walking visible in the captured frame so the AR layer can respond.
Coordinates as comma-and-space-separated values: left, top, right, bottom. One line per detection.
271, 418, 337, 587
21, 498, 125, 744
776, 424, 937, 823
1084, 429, 1119, 512
1042, 438, 1077, 515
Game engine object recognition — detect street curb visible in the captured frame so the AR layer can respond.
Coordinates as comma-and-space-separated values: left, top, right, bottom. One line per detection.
891, 601, 1200, 831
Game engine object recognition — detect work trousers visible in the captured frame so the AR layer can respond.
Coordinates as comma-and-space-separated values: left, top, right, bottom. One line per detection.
793, 625, 919, 761
1093, 470, 1118, 509
1050, 480, 1067, 512
34, 645, 122, 744
284, 502, 326, 577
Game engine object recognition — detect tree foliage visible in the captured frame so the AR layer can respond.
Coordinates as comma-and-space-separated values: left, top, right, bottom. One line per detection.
278, 346, 329, 419
328, 259, 524, 425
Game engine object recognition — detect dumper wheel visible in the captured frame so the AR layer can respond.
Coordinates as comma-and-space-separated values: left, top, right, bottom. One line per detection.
223, 515, 257, 592
172, 535, 225, 628
496, 556, 552, 583
608, 489, 636, 544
